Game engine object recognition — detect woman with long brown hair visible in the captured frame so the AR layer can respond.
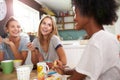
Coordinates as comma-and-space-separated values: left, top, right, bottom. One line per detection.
27, 15, 66, 68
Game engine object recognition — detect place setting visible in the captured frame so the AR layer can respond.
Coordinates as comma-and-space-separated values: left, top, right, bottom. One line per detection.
0, 60, 70, 80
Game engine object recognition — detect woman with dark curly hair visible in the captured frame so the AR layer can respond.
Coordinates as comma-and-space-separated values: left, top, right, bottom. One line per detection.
54, 0, 120, 80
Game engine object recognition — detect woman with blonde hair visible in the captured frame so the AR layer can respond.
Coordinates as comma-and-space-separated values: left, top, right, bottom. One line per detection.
0, 16, 30, 64
27, 15, 66, 68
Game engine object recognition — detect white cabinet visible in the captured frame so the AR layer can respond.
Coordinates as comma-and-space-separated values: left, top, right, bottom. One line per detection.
63, 44, 86, 68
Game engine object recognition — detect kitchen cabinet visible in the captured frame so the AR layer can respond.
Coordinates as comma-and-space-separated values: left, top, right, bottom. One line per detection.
57, 15, 75, 30
63, 44, 85, 68
62, 40, 87, 68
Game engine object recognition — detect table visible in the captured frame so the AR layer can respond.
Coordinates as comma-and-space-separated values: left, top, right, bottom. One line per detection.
0, 70, 70, 80
0, 70, 37, 80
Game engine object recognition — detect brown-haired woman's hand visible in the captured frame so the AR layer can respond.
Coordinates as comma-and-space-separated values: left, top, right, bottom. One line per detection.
27, 42, 35, 51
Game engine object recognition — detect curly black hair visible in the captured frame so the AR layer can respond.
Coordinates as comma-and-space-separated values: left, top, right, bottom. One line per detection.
72, 0, 119, 25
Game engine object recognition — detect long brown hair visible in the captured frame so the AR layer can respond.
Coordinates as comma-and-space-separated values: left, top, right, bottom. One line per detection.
38, 15, 58, 52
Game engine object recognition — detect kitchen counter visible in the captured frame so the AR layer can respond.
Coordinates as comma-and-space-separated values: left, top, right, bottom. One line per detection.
62, 40, 88, 49
62, 40, 88, 45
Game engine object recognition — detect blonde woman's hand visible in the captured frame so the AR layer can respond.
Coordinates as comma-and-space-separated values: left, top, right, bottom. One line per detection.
3, 38, 14, 46
27, 42, 36, 51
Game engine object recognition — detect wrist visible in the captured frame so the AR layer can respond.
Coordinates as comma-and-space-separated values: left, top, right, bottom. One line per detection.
9, 42, 15, 47
63, 67, 73, 75
63, 68, 69, 74
63, 68, 66, 74
31, 49, 36, 52
31, 47, 37, 52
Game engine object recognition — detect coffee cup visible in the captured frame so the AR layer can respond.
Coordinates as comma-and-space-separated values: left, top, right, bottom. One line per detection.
17, 64, 33, 72
16, 66, 31, 80
13, 59, 22, 68
0, 60, 14, 74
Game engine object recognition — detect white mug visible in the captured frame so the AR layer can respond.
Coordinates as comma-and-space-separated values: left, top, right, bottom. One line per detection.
16, 66, 30, 80
37, 62, 49, 80
37, 62, 49, 73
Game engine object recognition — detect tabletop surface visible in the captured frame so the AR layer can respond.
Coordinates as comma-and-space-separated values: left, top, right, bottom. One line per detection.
0, 70, 37, 80
0, 69, 70, 80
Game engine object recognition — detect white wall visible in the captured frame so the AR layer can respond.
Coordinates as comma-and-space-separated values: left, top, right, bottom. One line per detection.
63, 44, 86, 68
115, 7, 120, 34
103, 7, 120, 35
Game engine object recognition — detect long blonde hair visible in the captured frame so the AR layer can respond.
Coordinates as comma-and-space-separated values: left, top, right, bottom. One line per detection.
4, 16, 20, 32
4, 16, 21, 37
38, 15, 58, 51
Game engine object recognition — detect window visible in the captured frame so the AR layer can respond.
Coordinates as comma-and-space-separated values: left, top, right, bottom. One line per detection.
13, 0, 40, 33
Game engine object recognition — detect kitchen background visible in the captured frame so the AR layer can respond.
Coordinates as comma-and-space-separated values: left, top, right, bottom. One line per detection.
1, 0, 120, 67
0, 0, 120, 40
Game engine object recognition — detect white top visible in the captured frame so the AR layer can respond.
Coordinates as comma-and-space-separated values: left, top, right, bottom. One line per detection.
75, 30, 120, 80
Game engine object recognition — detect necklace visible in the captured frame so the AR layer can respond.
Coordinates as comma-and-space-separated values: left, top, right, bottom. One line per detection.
44, 52, 49, 61
41, 49, 49, 61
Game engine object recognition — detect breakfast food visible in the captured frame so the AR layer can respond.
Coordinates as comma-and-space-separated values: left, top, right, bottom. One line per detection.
53, 60, 64, 75
53, 61, 57, 67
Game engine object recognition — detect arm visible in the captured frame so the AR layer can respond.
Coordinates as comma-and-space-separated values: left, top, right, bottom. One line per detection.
54, 47, 87, 80
27, 42, 39, 65
31, 49, 39, 65
3, 38, 28, 64
0, 51, 4, 61
56, 46, 67, 65
0, 36, 4, 61
31, 49, 44, 65
20, 51, 28, 64
9, 42, 28, 64
27, 42, 44, 65
66, 69, 86, 80
54, 64, 86, 80
52, 35, 67, 65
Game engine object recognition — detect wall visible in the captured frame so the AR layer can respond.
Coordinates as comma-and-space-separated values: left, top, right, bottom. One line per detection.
115, 7, 120, 34
103, 6, 120, 35
19, 0, 42, 12
0, 0, 13, 38
63, 44, 86, 68
0, 0, 42, 38
58, 30, 86, 40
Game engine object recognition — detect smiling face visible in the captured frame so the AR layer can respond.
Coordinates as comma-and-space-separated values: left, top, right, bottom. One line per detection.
40, 17, 53, 37
73, 6, 90, 30
6, 20, 21, 37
